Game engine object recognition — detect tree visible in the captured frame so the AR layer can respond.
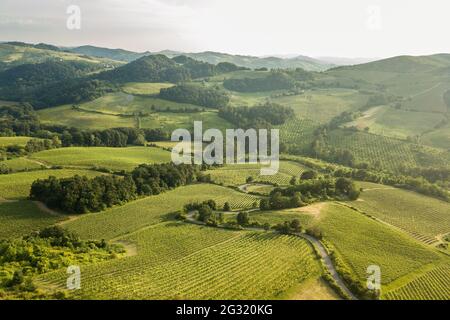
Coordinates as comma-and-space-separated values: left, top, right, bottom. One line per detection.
236, 212, 250, 226
223, 202, 231, 211
198, 205, 213, 222
289, 219, 301, 233
289, 176, 297, 185
300, 170, 317, 180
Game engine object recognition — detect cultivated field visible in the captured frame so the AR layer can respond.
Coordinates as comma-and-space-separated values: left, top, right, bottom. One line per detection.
30, 146, 171, 171
37, 223, 321, 299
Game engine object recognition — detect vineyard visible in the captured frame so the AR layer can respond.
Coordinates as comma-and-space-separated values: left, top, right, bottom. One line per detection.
63, 184, 261, 240
37, 223, 321, 299
0, 157, 45, 172
30, 146, 171, 171
326, 129, 450, 171
309, 203, 441, 284
121, 82, 174, 96
0, 136, 34, 147
350, 185, 450, 245
384, 264, 450, 300
206, 161, 310, 187
0, 200, 64, 239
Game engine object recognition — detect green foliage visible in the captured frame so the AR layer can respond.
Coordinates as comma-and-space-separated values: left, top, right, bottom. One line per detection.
219, 102, 294, 128
223, 72, 296, 92
159, 84, 230, 108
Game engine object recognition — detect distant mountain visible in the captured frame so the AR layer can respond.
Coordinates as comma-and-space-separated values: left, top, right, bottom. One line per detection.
330, 54, 450, 74
68, 45, 147, 62
0, 43, 123, 72
317, 57, 379, 66
155, 51, 334, 71
68, 45, 334, 71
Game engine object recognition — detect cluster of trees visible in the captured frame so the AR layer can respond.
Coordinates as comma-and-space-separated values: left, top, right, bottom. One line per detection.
24, 137, 61, 153
30, 163, 205, 213
183, 200, 223, 225
333, 167, 449, 202
0, 104, 40, 137
30, 175, 137, 213
218, 103, 295, 129
159, 84, 230, 108
0, 226, 122, 298
223, 72, 296, 92
273, 219, 302, 234
260, 177, 360, 210
172, 56, 246, 78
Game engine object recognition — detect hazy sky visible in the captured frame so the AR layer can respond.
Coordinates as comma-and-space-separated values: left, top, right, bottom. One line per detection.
0, 0, 449, 58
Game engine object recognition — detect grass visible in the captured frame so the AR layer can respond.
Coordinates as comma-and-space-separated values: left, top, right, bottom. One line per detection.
30, 146, 171, 171
0, 169, 104, 200
38, 105, 136, 130
350, 183, 450, 245
0, 200, 65, 239
121, 82, 174, 95
0, 157, 45, 171
63, 184, 261, 240
37, 222, 321, 299
0, 136, 34, 147
421, 124, 450, 149
272, 89, 368, 124
345, 106, 446, 140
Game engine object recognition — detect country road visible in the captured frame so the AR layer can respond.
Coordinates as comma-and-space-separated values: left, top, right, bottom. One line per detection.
185, 212, 357, 300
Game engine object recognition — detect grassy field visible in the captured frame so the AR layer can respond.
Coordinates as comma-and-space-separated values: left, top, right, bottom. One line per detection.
350, 183, 450, 245
345, 106, 446, 140
38, 105, 136, 130
63, 184, 261, 240
0, 136, 34, 147
0, 169, 104, 200
0, 157, 45, 171
273, 89, 368, 124
121, 82, 174, 95
421, 124, 450, 149
0, 200, 65, 239
37, 222, 321, 299
30, 146, 171, 171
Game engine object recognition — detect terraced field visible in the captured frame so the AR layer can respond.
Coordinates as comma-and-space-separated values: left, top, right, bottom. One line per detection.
384, 264, 450, 300
0, 200, 65, 239
37, 223, 321, 299
30, 146, 171, 171
63, 184, 261, 240
350, 184, 450, 245
0, 169, 105, 200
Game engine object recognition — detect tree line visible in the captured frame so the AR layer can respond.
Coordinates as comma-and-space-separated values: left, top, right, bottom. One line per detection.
30, 163, 209, 214
218, 102, 295, 129
159, 84, 230, 109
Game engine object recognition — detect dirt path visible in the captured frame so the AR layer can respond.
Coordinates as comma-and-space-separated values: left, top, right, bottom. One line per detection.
185, 211, 357, 300
25, 157, 52, 169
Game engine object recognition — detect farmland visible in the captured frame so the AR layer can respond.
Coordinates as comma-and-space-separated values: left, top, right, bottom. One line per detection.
206, 161, 309, 187
350, 183, 450, 245
63, 184, 261, 240
0, 200, 65, 239
30, 146, 171, 171
0, 136, 34, 147
0, 169, 104, 200
37, 223, 321, 299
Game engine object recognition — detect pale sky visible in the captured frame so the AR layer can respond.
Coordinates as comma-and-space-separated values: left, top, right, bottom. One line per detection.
0, 0, 449, 58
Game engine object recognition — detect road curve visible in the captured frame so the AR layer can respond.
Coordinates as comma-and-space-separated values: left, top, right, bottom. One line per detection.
185, 212, 357, 300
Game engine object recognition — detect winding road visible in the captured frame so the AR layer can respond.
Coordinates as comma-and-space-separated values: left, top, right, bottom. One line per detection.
185, 211, 357, 300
